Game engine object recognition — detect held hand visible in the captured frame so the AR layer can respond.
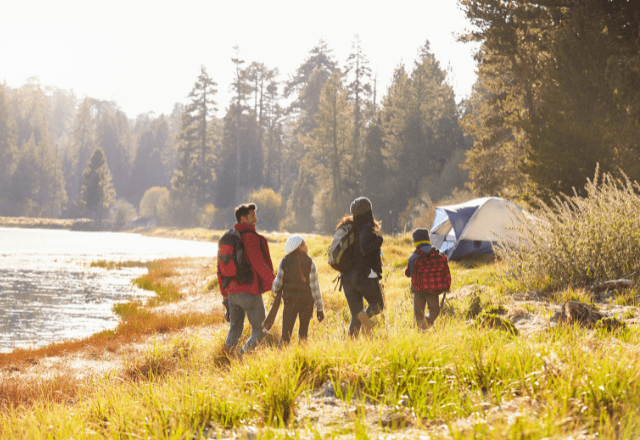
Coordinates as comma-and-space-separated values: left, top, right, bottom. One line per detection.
222, 298, 230, 323
317, 310, 325, 322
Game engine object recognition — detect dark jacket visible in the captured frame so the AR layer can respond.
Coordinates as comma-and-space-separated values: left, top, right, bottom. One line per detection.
352, 221, 383, 280
223, 222, 274, 295
281, 252, 313, 300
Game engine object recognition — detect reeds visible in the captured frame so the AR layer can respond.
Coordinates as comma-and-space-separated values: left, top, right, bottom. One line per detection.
498, 167, 640, 292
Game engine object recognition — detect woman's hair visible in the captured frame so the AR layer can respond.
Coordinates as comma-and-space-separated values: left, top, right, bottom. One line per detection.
336, 214, 353, 230
336, 211, 380, 232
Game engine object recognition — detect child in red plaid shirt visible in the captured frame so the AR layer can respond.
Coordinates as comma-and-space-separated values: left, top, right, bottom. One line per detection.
405, 228, 451, 329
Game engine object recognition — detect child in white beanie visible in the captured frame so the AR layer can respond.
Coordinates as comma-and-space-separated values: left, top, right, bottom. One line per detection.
270, 235, 324, 345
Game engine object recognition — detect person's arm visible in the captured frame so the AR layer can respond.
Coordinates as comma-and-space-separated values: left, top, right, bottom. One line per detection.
405, 252, 416, 278
358, 223, 383, 255
244, 232, 276, 289
272, 260, 284, 294
309, 261, 323, 312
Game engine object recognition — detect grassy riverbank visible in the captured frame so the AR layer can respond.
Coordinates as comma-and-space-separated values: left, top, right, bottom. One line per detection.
0, 228, 639, 438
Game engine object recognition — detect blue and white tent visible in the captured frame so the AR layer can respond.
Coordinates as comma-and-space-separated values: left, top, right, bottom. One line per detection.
430, 197, 525, 261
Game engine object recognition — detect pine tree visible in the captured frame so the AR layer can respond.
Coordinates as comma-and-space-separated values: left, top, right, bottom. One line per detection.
284, 39, 338, 136
64, 98, 97, 216
522, 0, 639, 199
171, 65, 218, 206
79, 147, 115, 222
345, 35, 373, 158
126, 116, 170, 206
263, 72, 285, 189
0, 85, 17, 195
458, 0, 560, 199
379, 43, 466, 226
305, 70, 354, 230
96, 108, 133, 198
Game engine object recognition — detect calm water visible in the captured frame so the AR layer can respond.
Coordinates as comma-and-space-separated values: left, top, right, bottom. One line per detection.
0, 227, 217, 352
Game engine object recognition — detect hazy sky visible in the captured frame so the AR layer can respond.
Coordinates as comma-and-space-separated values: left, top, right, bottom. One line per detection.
1, 1, 479, 118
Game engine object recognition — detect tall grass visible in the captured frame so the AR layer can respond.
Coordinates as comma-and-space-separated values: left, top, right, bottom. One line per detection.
498, 167, 640, 292
2, 322, 639, 438
1, 222, 639, 437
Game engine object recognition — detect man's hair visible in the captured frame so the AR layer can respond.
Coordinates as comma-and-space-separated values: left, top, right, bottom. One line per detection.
235, 203, 256, 223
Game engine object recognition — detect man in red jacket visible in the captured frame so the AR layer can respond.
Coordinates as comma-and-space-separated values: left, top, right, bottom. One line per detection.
222, 203, 275, 354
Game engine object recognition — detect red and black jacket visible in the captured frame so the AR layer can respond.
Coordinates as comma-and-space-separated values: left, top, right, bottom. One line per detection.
218, 222, 274, 297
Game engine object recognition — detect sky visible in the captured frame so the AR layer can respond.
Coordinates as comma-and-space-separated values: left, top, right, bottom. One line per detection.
1, 0, 480, 119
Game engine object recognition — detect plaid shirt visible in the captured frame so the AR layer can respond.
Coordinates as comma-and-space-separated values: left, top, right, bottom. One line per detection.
272, 259, 323, 312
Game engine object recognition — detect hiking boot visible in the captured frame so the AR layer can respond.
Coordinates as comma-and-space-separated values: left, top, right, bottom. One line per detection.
416, 319, 429, 331
357, 310, 372, 336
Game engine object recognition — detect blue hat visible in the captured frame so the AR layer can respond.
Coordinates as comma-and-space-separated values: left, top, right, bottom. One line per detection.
412, 228, 430, 245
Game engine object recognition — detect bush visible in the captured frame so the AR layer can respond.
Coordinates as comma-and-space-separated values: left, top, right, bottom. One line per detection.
245, 187, 282, 232
498, 167, 640, 292
139, 187, 170, 224
109, 199, 137, 227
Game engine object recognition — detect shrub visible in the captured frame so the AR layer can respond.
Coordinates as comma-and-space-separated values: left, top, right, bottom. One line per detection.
245, 187, 282, 232
498, 167, 640, 292
139, 186, 170, 224
109, 199, 137, 227
477, 312, 519, 335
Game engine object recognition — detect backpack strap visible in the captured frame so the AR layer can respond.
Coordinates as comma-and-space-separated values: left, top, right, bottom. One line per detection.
238, 229, 270, 270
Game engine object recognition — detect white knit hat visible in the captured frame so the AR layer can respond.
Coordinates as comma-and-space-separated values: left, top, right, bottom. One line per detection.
285, 234, 304, 255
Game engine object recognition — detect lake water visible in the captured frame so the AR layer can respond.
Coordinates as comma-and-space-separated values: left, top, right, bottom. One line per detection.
0, 227, 217, 353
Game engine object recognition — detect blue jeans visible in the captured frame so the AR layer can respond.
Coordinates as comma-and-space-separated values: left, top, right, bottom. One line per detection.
225, 292, 266, 354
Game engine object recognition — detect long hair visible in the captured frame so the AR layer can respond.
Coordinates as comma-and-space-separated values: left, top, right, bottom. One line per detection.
336, 211, 381, 232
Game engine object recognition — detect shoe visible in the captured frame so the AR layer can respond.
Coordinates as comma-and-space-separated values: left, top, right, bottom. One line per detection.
357, 311, 372, 336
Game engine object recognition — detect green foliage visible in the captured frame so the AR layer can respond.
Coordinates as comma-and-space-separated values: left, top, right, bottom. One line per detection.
245, 187, 283, 232
477, 312, 519, 335
64, 98, 97, 217
139, 186, 171, 224
522, 1, 638, 200
0, 85, 17, 191
126, 117, 170, 207
171, 65, 218, 206
280, 163, 316, 233
465, 295, 483, 320
109, 198, 137, 227
596, 317, 627, 333
379, 42, 467, 231
79, 147, 116, 222
303, 70, 355, 232
498, 168, 640, 291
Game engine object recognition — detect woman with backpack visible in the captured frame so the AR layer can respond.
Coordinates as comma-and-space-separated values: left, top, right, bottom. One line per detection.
337, 197, 385, 337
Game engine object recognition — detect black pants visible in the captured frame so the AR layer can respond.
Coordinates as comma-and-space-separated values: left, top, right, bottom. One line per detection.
342, 271, 384, 336
413, 291, 441, 328
281, 297, 314, 344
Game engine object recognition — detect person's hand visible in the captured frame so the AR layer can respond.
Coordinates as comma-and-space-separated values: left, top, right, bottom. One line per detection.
222, 298, 230, 322
317, 310, 325, 322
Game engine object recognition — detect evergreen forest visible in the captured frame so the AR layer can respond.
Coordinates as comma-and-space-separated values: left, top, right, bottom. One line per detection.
0, 0, 638, 233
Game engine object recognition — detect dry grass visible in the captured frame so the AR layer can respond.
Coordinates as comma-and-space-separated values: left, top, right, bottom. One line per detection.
499, 167, 640, 292
0, 256, 223, 412
0, 216, 82, 229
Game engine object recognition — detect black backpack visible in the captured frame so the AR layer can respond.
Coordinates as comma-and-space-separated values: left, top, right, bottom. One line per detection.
217, 229, 254, 289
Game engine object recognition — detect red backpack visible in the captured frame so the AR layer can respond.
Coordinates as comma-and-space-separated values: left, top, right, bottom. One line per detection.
411, 248, 451, 293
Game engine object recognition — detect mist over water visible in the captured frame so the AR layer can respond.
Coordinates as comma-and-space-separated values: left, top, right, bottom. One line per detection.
0, 227, 217, 352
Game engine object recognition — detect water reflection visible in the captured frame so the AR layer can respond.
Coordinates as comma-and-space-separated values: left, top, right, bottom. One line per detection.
0, 227, 217, 352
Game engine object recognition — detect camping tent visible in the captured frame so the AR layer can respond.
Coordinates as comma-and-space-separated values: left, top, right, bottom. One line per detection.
430, 197, 525, 261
